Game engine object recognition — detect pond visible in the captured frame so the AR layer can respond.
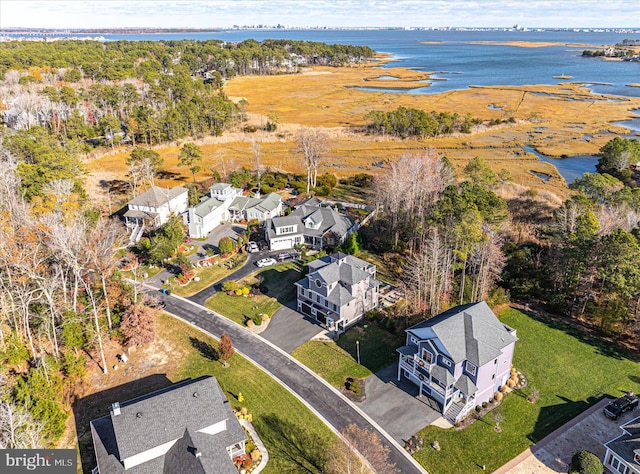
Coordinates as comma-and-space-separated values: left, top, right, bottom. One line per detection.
523, 146, 599, 184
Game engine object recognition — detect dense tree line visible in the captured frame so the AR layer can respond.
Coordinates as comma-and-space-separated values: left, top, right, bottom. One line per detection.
365, 107, 483, 138
0, 38, 373, 148
0, 143, 160, 446
0, 39, 374, 81
371, 152, 508, 315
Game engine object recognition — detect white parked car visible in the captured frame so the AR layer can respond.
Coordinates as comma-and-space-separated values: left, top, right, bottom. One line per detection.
256, 258, 277, 268
247, 241, 259, 253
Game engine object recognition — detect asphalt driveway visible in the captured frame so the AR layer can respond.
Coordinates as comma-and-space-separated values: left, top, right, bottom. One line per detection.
261, 302, 325, 353
358, 364, 442, 443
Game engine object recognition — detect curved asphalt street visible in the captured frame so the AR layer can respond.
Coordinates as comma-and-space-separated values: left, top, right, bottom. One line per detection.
158, 293, 427, 474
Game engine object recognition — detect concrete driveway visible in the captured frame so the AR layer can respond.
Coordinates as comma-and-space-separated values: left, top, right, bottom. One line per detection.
358, 364, 442, 443
261, 302, 326, 353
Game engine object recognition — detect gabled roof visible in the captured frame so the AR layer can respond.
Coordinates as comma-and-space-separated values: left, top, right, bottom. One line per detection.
210, 183, 232, 191
326, 284, 355, 306
291, 205, 354, 239
129, 186, 187, 208
408, 302, 517, 366
605, 415, 640, 466
454, 374, 478, 395
90, 376, 244, 474
192, 195, 225, 218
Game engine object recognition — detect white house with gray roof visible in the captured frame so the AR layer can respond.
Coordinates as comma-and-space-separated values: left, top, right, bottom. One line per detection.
228, 191, 283, 222
90, 376, 246, 474
604, 416, 640, 474
184, 183, 242, 238
397, 302, 517, 423
265, 199, 355, 251
123, 185, 189, 242
184, 183, 282, 238
295, 253, 379, 333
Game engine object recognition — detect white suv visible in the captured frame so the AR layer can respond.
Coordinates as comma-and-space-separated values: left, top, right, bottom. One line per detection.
247, 241, 259, 253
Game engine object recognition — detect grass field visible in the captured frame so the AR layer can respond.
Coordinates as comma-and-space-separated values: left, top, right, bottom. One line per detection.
163, 314, 335, 473
205, 261, 302, 325
292, 322, 404, 387
413, 308, 640, 473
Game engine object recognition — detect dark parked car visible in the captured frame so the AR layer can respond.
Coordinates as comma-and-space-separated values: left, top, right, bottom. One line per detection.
604, 393, 639, 419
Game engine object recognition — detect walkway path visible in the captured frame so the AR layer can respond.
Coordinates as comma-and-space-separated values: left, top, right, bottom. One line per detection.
157, 291, 427, 474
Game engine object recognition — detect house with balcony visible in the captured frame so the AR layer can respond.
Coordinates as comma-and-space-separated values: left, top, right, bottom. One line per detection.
604, 416, 640, 474
397, 302, 517, 423
123, 185, 189, 242
295, 253, 379, 333
90, 376, 246, 474
264, 199, 355, 251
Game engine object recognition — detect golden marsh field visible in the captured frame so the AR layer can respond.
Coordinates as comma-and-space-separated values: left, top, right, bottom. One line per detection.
87, 59, 640, 205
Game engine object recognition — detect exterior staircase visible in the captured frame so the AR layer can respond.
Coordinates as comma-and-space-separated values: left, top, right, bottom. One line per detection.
444, 402, 463, 424
129, 224, 146, 244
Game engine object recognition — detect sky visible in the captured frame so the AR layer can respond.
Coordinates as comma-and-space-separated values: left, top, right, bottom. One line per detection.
0, 0, 637, 30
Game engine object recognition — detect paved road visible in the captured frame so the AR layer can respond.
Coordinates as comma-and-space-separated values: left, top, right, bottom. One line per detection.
159, 293, 426, 474
188, 250, 298, 306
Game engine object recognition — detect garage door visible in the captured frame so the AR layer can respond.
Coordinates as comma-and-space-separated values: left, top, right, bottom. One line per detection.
270, 239, 292, 251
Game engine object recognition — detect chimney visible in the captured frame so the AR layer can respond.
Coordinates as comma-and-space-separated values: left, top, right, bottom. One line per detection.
111, 402, 121, 416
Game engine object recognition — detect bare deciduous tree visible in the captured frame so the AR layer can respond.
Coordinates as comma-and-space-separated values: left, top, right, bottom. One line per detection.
326, 423, 397, 474
296, 128, 328, 193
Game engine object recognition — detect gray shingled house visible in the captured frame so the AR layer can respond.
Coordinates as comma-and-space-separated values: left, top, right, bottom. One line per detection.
397, 302, 517, 423
264, 199, 355, 251
90, 376, 246, 474
123, 185, 189, 242
604, 416, 640, 474
295, 252, 379, 332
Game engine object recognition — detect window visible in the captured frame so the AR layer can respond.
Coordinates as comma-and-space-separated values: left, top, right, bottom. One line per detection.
494, 358, 498, 364
278, 225, 294, 234
315, 279, 322, 288
492, 374, 495, 380
466, 362, 477, 376
441, 357, 452, 367
410, 336, 419, 345
608, 454, 626, 474
422, 349, 433, 364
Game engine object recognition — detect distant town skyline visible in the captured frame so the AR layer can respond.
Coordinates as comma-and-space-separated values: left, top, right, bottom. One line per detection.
0, 0, 637, 30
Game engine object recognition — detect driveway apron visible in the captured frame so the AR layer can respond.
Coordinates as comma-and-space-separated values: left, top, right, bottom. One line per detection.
261, 302, 326, 353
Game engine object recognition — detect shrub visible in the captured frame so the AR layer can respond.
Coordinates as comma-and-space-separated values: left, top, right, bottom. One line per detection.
507, 379, 516, 388
495, 392, 503, 402
569, 450, 603, 474
475, 405, 481, 412
245, 442, 257, 454
246, 319, 255, 328
240, 406, 248, 416
241, 286, 250, 295
500, 385, 508, 393
235, 289, 243, 296
222, 280, 239, 292
251, 448, 261, 462
252, 313, 263, 325
348, 379, 361, 394
218, 236, 236, 255
482, 402, 487, 408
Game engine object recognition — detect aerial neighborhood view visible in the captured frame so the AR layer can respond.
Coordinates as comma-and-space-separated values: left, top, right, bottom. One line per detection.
2, 1, 640, 473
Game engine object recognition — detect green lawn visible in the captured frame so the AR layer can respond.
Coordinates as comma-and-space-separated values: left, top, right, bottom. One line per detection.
414, 308, 640, 474
170, 253, 248, 297
292, 322, 404, 387
292, 341, 373, 387
161, 313, 335, 473
206, 261, 302, 325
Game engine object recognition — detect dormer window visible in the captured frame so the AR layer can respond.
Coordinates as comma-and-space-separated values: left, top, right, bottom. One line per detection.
410, 336, 419, 345
441, 357, 452, 367
315, 279, 322, 289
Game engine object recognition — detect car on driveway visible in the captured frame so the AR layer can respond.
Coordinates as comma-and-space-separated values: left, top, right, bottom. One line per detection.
256, 257, 277, 268
604, 392, 639, 419
247, 241, 259, 253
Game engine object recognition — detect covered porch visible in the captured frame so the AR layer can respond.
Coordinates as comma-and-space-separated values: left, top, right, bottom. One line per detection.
123, 209, 160, 229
